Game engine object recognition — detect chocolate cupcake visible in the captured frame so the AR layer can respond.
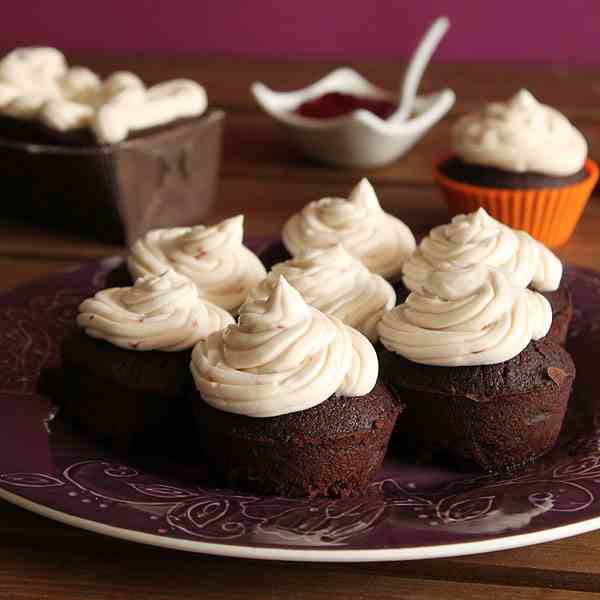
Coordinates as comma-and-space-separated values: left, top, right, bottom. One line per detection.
279, 178, 415, 281
191, 276, 401, 497
378, 265, 575, 472
446, 90, 587, 189
248, 244, 396, 342
542, 286, 573, 346
0, 47, 223, 243
438, 156, 588, 190
401, 208, 571, 343
48, 270, 233, 448
127, 215, 266, 313
434, 89, 598, 247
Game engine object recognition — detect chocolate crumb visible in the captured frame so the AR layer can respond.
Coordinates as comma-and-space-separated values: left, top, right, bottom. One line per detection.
547, 367, 568, 385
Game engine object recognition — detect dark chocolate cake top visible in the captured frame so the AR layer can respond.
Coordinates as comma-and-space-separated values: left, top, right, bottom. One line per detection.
379, 338, 575, 398
61, 330, 192, 397
194, 381, 401, 441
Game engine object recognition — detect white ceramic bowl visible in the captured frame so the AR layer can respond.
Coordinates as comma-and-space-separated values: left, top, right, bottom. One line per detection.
251, 67, 455, 168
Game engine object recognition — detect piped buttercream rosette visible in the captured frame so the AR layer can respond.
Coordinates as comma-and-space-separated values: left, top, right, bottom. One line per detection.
379, 265, 552, 367
452, 89, 587, 176
282, 178, 415, 280
191, 276, 378, 418
77, 269, 233, 352
249, 244, 395, 342
127, 215, 267, 312
402, 208, 562, 293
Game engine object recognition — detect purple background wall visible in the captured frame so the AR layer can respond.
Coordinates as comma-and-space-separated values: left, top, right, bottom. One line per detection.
4, 1, 600, 62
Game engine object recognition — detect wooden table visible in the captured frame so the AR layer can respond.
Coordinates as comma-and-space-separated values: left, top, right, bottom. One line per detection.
2, 54, 600, 599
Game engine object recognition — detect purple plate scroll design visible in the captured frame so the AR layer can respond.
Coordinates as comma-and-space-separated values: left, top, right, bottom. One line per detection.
2, 449, 600, 546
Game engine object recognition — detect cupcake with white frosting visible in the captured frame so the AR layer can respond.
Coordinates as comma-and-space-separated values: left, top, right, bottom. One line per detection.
434, 90, 598, 247
401, 208, 572, 344
249, 244, 396, 342
126, 215, 267, 313
377, 265, 575, 471
191, 276, 402, 497
270, 178, 415, 281
52, 270, 233, 447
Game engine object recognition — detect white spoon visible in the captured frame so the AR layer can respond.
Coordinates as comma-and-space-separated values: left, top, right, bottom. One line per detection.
389, 16, 450, 123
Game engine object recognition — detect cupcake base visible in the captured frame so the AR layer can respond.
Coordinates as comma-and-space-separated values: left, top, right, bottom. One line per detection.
40, 331, 195, 452
541, 285, 573, 346
379, 339, 575, 472
438, 157, 589, 189
392, 279, 411, 305
193, 383, 402, 498
104, 261, 135, 288
434, 156, 599, 247
259, 240, 292, 272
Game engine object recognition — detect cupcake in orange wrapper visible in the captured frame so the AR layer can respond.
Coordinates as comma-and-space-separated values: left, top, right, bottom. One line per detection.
434, 89, 598, 247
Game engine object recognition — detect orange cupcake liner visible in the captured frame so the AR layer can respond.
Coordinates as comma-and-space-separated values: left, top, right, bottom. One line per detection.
433, 157, 599, 248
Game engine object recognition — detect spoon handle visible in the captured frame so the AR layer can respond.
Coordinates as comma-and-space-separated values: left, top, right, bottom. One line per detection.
395, 16, 450, 121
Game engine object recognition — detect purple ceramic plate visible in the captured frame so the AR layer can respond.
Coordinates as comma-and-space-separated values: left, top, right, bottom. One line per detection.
1, 244, 600, 562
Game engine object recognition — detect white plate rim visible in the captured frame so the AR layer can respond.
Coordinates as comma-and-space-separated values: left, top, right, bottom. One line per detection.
2, 486, 599, 562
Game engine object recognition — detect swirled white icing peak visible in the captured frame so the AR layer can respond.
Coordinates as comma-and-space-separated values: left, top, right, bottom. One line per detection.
127, 215, 267, 312
92, 78, 207, 144
453, 89, 587, 176
403, 208, 562, 293
379, 265, 552, 367
249, 244, 396, 341
77, 270, 233, 352
282, 179, 416, 279
191, 276, 378, 417
0, 47, 207, 143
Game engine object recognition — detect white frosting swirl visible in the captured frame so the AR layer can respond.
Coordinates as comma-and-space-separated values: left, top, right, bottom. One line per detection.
127, 215, 267, 312
249, 244, 396, 342
77, 270, 233, 352
453, 89, 587, 176
0, 47, 207, 143
191, 276, 378, 417
0, 47, 66, 117
379, 265, 552, 367
403, 208, 562, 293
282, 179, 416, 280
91, 78, 207, 144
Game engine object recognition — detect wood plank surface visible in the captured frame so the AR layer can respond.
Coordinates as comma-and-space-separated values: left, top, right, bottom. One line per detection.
2, 53, 600, 599
53, 53, 600, 120
2, 503, 600, 599
222, 113, 600, 186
